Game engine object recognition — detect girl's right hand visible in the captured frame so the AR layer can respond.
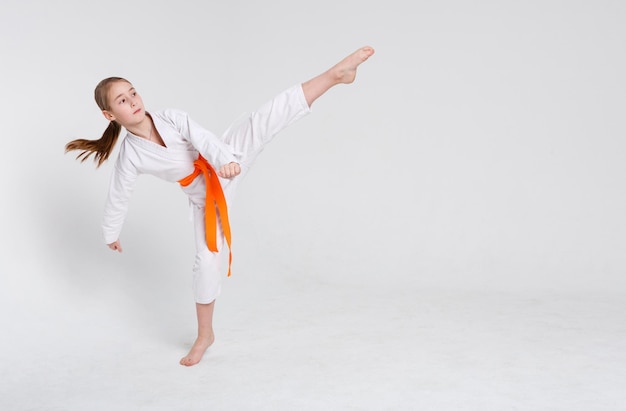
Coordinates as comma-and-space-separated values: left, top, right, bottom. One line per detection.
108, 240, 123, 253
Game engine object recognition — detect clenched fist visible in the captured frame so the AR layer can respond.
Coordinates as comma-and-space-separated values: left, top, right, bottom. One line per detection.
218, 162, 241, 178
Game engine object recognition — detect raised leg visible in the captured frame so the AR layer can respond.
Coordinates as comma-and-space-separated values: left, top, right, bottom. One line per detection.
220, 45, 375, 160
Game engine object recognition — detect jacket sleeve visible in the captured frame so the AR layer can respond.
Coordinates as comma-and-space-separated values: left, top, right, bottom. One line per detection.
101, 146, 138, 244
173, 110, 237, 168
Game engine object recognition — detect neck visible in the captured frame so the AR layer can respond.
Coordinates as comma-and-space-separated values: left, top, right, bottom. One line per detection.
126, 116, 153, 139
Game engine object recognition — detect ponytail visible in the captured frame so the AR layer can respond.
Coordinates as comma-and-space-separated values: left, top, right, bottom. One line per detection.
65, 76, 131, 168
65, 121, 122, 167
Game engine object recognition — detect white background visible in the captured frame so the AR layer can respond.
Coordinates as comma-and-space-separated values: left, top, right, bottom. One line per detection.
1, 1, 625, 410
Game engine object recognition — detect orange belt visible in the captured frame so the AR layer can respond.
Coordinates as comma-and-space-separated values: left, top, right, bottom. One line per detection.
178, 154, 232, 276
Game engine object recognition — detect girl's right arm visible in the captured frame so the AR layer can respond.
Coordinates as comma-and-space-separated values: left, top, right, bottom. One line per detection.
102, 147, 138, 249
108, 240, 123, 253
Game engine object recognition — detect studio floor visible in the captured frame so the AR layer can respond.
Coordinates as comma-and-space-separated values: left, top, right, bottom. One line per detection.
1, 264, 625, 411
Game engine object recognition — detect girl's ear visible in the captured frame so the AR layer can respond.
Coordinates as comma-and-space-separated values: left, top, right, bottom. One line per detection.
102, 110, 115, 122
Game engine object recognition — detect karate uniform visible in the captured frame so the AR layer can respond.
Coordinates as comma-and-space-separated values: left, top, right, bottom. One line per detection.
102, 84, 311, 303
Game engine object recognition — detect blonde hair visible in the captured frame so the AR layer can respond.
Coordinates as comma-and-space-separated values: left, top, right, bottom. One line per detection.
65, 77, 130, 167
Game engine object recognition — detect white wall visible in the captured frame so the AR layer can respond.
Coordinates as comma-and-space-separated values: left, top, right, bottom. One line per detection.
1, 0, 625, 304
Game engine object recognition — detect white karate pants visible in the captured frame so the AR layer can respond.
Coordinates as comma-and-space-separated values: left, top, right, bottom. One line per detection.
187, 84, 311, 304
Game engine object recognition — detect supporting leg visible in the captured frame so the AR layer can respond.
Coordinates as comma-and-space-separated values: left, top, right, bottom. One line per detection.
180, 301, 216, 366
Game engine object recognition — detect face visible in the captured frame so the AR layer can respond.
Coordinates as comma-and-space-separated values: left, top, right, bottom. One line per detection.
102, 81, 146, 127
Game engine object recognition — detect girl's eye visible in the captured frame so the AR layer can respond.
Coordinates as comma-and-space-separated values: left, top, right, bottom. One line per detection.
131, 92, 137, 96
119, 99, 126, 104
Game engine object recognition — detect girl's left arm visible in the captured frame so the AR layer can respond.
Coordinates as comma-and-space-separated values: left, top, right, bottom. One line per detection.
174, 109, 239, 171
217, 162, 241, 178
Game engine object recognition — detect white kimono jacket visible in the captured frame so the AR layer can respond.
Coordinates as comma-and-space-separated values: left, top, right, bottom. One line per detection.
101, 108, 238, 244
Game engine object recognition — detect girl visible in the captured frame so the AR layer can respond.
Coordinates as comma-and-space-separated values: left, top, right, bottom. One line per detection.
65, 46, 375, 366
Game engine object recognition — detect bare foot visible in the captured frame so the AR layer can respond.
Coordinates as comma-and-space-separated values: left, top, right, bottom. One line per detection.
332, 46, 375, 84
179, 333, 215, 366
301, 46, 375, 106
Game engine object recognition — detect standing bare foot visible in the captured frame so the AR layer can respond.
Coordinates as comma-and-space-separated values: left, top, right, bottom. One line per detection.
179, 333, 215, 366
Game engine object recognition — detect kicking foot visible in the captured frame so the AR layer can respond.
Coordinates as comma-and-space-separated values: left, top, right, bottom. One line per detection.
301, 45, 375, 107
332, 46, 375, 84
179, 333, 215, 367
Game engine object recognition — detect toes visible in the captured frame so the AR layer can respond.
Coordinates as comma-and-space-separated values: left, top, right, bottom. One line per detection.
180, 356, 199, 366
361, 47, 374, 59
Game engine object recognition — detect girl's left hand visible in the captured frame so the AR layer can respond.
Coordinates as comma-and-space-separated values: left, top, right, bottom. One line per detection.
218, 162, 241, 178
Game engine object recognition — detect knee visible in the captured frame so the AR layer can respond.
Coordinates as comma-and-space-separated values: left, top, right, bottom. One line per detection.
192, 251, 223, 303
